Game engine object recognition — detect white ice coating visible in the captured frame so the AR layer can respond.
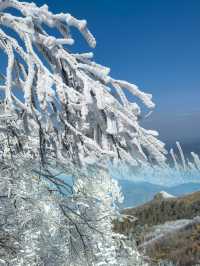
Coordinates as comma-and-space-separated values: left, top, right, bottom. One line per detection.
0, 0, 167, 170
0, 2, 168, 265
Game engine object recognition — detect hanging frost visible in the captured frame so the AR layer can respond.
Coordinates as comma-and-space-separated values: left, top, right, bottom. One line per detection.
0, 0, 169, 265
0, 0, 167, 169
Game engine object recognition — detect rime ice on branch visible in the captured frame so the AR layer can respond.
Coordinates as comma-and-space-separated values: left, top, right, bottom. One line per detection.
0, 0, 166, 170
0, 1, 166, 265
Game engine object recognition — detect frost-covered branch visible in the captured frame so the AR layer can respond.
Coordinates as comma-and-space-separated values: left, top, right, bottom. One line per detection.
0, 1, 168, 265
0, 0, 166, 170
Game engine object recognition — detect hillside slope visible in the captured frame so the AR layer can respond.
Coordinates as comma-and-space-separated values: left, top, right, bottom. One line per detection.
114, 191, 200, 266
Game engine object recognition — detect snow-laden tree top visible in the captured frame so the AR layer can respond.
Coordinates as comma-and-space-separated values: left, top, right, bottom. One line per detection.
0, 0, 166, 170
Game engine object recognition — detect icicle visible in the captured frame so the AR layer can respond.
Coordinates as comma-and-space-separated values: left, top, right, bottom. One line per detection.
176, 141, 186, 171
5, 42, 14, 107
36, 71, 54, 110
191, 152, 200, 171
106, 112, 118, 135
112, 79, 155, 109
112, 82, 129, 108
92, 83, 105, 110
78, 63, 111, 84
54, 75, 67, 104
170, 148, 179, 170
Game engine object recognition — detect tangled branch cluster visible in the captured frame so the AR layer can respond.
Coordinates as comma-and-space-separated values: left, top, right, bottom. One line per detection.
0, 1, 169, 265
0, 0, 166, 170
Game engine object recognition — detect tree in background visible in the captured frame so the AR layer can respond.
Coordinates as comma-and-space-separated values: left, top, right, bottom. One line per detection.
0, 0, 166, 265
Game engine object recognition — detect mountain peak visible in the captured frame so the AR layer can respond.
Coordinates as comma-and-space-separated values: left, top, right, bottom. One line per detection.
153, 191, 175, 201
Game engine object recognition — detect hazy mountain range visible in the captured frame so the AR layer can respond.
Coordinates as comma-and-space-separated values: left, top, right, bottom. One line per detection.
118, 179, 200, 208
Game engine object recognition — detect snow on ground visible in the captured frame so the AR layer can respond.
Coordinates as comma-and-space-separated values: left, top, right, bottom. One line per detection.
140, 216, 200, 248
158, 191, 175, 198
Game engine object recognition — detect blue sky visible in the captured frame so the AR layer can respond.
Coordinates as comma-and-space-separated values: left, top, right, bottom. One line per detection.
1, 0, 200, 146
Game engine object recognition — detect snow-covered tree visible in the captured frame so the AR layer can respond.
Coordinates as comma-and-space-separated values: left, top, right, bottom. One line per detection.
0, 0, 166, 265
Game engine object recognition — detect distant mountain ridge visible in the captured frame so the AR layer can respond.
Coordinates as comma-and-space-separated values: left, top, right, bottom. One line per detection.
118, 180, 200, 208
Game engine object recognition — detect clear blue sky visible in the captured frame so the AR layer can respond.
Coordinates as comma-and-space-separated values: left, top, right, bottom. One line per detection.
1, 0, 200, 146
